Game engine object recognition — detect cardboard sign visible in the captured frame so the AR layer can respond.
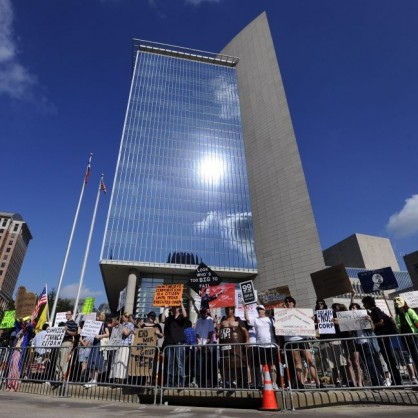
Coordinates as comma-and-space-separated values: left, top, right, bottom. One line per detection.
187, 262, 222, 293
41, 327, 66, 348
80, 320, 103, 338
202, 283, 235, 309
117, 287, 127, 312
274, 308, 315, 337
311, 264, 353, 299
258, 285, 291, 308
337, 310, 372, 332
15, 286, 37, 319
399, 291, 418, 308
0, 310, 16, 329
54, 312, 67, 327
316, 309, 335, 334
129, 327, 158, 377
107, 325, 122, 350
357, 267, 398, 293
153, 284, 184, 307
239, 280, 256, 305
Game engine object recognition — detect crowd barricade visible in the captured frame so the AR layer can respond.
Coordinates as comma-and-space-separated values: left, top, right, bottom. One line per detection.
283, 332, 418, 394
0, 333, 417, 408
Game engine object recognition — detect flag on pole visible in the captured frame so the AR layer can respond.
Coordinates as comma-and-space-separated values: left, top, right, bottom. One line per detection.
35, 303, 49, 334
84, 153, 93, 184
32, 286, 47, 320
100, 179, 107, 194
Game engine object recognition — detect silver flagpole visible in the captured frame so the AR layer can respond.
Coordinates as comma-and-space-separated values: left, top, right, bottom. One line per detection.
73, 174, 105, 318
50, 153, 93, 322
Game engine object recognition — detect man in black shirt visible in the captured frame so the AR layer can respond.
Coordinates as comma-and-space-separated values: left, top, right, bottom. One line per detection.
56, 311, 78, 383
162, 303, 187, 387
362, 296, 402, 386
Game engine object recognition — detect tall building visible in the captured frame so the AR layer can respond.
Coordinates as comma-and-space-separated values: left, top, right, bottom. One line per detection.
100, 13, 325, 314
0, 212, 33, 308
323, 233, 400, 271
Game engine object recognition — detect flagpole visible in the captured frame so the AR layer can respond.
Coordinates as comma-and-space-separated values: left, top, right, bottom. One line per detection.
73, 174, 105, 318
50, 153, 93, 322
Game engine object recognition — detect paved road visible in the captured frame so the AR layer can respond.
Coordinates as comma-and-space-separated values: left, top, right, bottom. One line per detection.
1, 392, 418, 417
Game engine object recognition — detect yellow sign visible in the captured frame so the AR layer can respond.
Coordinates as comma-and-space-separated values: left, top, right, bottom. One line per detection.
153, 284, 183, 307
0, 310, 16, 329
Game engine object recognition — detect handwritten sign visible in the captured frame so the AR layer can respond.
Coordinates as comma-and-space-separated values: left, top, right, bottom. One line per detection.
80, 320, 103, 338
54, 312, 67, 327
0, 310, 16, 329
41, 327, 66, 348
400, 291, 418, 308
274, 308, 315, 337
129, 327, 158, 377
153, 284, 184, 307
187, 262, 222, 293
316, 309, 335, 334
337, 310, 372, 332
15, 286, 37, 318
235, 288, 257, 322
258, 286, 291, 308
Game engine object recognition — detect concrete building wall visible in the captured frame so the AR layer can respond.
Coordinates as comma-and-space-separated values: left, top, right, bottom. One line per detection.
404, 251, 418, 290
323, 233, 400, 271
221, 12, 325, 308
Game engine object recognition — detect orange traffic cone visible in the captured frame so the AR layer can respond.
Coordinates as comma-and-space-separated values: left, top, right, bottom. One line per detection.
260, 364, 279, 411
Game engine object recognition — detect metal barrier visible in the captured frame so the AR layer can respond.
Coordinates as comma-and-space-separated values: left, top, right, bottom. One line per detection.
0, 332, 417, 410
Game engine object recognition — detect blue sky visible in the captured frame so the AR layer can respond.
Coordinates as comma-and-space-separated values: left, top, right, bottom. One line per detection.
1, 0, 418, 307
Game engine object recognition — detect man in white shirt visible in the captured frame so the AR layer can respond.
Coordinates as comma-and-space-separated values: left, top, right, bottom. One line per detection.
245, 305, 279, 389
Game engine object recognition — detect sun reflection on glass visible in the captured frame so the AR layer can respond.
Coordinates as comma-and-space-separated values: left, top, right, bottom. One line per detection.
199, 155, 226, 184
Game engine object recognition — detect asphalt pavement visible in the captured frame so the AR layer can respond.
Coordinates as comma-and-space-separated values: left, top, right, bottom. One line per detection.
1, 392, 418, 418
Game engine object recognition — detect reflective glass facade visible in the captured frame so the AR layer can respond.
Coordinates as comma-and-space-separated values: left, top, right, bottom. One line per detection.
102, 48, 256, 271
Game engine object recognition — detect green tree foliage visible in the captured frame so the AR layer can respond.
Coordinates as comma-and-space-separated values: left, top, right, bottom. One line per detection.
48, 289, 73, 313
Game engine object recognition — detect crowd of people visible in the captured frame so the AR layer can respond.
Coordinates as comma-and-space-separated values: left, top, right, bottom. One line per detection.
1, 294, 418, 393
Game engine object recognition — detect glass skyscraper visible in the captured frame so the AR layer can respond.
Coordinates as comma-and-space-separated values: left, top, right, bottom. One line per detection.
101, 13, 325, 313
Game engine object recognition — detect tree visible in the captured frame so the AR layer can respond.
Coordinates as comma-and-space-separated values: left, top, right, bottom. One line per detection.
48, 289, 73, 314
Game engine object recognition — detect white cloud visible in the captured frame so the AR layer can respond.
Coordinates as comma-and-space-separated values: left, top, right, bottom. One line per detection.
194, 211, 256, 264
0, 0, 36, 99
386, 194, 418, 238
185, 0, 220, 5
59, 283, 104, 299
212, 75, 241, 120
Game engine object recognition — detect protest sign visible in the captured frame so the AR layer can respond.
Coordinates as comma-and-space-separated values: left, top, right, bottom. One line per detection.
235, 287, 257, 321
129, 327, 158, 377
399, 291, 418, 308
357, 267, 398, 293
201, 283, 235, 309
311, 264, 353, 299
274, 308, 315, 337
315, 309, 335, 334
81, 297, 95, 314
80, 320, 103, 338
0, 310, 16, 329
187, 262, 222, 293
153, 284, 184, 307
337, 310, 372, 332
106, 325, 122, 350
54, 312, 67, 327
117, 287, 127, 312
239, 280, 256, 305
41, 327, 66, 348
258, 285, 291, 308
15, 286, 37, 318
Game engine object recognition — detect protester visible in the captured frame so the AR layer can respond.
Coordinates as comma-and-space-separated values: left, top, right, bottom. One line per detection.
162, 303, 187, 387
362, 296, 402, 386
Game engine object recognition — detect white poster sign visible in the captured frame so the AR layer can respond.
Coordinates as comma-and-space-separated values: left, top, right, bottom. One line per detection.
118, 287, 127, 312
41, 327, 66, 348
316, 309, 335, 334
337, 310, 372, 332
274, 308, 315, 337
54, 312, 67, 327
235, 288, 257, 322
81, 320, 103, 338
399, 291, 418, 308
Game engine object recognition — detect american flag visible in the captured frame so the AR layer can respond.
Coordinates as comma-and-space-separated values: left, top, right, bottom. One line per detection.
32, 286, 47, 320
100, 180, 107, 194
84, 154, 93, 184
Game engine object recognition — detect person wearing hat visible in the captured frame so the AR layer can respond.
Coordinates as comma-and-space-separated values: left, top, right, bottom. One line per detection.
244, 304, 280, 389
